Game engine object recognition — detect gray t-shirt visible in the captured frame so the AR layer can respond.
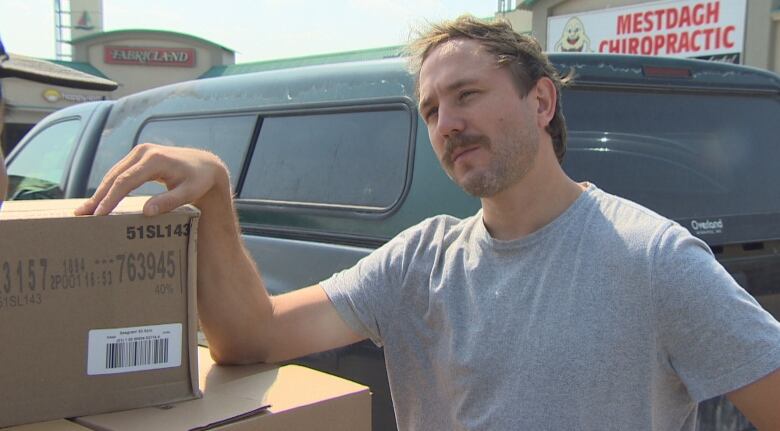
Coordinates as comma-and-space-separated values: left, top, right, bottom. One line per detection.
321, 185, 780, 431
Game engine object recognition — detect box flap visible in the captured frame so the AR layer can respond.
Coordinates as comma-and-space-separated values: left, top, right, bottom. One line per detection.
74, 392, 270, 431
1, 420, 93, 430
76, 347, 371, 431
0, 197, 198, 220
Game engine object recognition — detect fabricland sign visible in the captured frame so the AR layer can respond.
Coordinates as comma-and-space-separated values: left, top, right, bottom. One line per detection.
104, 46, 196, 67
547, 0, 746, 63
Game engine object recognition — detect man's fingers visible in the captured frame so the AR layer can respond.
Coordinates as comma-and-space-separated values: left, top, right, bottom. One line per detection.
93, 158, 168, 216
75, 144, 225, 217
143, 183, 198, 217
75, 145, 150, 215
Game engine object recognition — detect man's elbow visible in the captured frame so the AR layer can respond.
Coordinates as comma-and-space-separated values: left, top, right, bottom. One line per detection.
208, 341, 273, 366
727, 367, 780, 430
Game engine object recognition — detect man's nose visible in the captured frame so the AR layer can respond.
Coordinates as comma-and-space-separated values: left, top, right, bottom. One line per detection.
435, 105, 465, 139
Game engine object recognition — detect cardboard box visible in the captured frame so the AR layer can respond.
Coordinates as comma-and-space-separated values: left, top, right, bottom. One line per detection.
76, 347, 371, 431
1, 420, 92, 431
0, 197, 201, 427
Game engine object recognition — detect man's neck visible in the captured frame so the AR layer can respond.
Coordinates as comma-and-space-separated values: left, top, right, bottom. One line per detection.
480, 163, 585, 241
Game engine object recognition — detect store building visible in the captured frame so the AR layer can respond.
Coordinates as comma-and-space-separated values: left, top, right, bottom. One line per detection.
70, 29, 235, 99
0, 28, 236, 152
503, 0, 780, 72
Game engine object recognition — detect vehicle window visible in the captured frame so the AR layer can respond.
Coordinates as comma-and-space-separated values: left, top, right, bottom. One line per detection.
131, 115, 256, 195
7, 119, 81, 200
561, 89, 780, 219
240, 108, 411, 210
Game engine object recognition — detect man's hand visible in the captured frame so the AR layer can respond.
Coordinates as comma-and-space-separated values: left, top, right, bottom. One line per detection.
75, 143, 229, 217
75, 143, 364, 365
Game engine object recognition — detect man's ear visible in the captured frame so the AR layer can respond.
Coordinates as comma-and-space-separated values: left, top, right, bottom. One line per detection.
533, 77, 557, 129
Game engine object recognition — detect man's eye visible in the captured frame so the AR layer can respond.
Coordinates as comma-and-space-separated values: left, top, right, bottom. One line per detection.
459, 90, 476, 101
425, 108, 438, 121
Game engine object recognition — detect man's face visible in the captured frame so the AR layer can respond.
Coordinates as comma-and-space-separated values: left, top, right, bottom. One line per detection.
418, 38, 540, 197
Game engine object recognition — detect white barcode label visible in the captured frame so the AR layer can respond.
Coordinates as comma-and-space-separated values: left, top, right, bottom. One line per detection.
87, 324, 182, 375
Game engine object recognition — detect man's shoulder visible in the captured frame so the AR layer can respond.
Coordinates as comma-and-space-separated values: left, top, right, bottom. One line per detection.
584, 185, 681, 248
402, 212, 478, 237
589, 186, 672, 226
383, 212, 480, 256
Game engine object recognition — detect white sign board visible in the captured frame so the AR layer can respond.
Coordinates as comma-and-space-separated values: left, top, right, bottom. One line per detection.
70, 0, 104, 40
547, 0, 746, 62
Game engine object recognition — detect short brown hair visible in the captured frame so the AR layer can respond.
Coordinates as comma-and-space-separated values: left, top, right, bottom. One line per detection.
408, 15, 570, 163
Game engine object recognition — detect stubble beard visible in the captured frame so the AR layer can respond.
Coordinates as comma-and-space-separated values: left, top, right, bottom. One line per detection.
442, 126, 540, 198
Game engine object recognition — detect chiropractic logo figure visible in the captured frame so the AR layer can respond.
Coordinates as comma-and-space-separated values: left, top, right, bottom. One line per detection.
554, 17, 592, 52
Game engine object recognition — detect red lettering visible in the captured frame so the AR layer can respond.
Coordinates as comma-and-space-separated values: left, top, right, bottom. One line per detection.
641, 11, 652, 32
691, 30, 702, 51
653, 9, 666, 32
666, 7, 679, 29
641, 36, 654, 55
679, 5, 692, 28
701, 27, 715, 50
706, 1, 720, 24
612, 39, 623, 53
629, 38, 640, 54
599, 40, 609, 52
692, 4, 705, 26
654, 34, 666, 55
723, 25, 735, 48
667, 33, 679, 54
679, 32, 691, 52
632, 13, 642, 33
617, 14, 632, 34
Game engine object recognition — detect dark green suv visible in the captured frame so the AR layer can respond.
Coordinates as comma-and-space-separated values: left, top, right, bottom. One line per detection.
6, 53, 779, 431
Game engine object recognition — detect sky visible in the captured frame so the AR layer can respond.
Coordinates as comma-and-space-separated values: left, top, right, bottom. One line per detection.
0, 0, 498, 63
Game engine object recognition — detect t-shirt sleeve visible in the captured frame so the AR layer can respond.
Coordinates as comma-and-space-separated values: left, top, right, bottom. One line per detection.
652, 223, 780, 402
319, 227, 417, 347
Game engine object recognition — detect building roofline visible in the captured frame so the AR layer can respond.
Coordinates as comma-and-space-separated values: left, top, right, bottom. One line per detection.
71, 29, 234, 52
240, 44, 404, 67
518, 0, 538, 9
47, 59, 111, 79
200, 44, 405, 78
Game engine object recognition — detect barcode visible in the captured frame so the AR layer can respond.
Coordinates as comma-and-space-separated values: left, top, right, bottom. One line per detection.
88, 324, 182, 375
105, 338, 170, 369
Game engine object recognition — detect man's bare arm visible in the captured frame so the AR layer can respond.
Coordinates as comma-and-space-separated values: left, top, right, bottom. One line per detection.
75, 144, 365, 364
727, 367, 780, 430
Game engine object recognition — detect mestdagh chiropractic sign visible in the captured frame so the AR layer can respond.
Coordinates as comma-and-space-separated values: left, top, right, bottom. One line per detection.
546, 0, 746, 64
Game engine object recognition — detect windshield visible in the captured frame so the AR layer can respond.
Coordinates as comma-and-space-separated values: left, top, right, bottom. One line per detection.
561, 88, 780, 220
6, 119, 82, 200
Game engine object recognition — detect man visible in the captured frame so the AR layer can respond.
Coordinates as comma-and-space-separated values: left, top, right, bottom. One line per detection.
76, 16, 780, 430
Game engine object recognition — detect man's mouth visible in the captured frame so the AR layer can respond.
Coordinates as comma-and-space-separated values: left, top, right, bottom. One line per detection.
451, 146, 480, 164
445, 134, 490, 167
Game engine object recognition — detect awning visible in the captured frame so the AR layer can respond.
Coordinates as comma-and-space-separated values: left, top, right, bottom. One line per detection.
0, 39, 117, 91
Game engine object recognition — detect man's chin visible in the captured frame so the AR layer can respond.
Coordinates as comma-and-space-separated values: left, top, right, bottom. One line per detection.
457, 174, 503, 198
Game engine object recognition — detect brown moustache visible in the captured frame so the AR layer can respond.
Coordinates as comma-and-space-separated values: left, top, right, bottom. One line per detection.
444, 134, 491, 165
